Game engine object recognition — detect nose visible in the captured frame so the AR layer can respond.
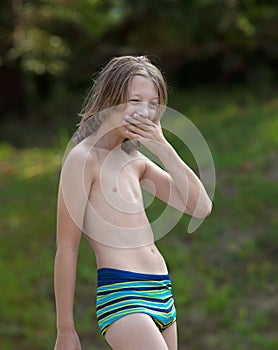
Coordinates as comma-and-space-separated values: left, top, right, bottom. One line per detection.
137, 102, 150, 118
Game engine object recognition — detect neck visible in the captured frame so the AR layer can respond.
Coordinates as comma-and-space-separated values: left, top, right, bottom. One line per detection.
89, 121, 126, 150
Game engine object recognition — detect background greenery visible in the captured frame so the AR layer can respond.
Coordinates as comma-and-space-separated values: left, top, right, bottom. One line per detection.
0, 1, 277, 349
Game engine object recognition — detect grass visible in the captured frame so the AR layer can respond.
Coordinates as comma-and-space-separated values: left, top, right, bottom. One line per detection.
0, 83, 277, 349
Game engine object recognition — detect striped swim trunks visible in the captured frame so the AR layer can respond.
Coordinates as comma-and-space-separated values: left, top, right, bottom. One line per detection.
96, 268, 177, 336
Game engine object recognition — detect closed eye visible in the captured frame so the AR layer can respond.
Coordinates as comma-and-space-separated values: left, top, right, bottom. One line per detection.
149, 101, 159, 108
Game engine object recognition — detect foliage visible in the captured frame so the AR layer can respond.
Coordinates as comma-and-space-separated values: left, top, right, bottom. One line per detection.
0, 0, 277, 120
1, 0, 123, 74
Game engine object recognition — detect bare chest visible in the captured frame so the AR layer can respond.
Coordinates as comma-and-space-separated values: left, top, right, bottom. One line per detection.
89, 148, 145, 212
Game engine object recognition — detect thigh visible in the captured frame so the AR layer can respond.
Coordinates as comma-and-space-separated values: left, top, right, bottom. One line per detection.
105, 313, 169, 350
162, 321, 178, 350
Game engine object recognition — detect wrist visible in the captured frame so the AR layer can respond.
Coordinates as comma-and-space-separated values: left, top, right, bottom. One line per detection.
57, 321, 76, 334
57, 327, 76, 335
155, 141, 175, 159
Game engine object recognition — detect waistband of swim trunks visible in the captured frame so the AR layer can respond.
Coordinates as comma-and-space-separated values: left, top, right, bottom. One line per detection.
97, 268, 170, 287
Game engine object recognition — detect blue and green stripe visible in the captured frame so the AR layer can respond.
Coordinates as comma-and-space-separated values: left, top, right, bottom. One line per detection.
96, 268, 177, 336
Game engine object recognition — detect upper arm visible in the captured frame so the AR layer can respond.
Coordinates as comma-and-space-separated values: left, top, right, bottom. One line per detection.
140, 158, 170, 200
140, 158, 187, 212
56, 147, 95, 250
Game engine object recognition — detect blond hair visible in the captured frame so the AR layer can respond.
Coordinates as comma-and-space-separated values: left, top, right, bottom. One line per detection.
72, 56, 168, 152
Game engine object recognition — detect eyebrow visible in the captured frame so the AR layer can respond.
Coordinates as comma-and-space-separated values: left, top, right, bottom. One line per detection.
129, 93, 159, 100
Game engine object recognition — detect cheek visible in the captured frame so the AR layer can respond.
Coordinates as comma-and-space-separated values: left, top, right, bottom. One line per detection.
149, 109, 160, 122
125, 104, 137, 116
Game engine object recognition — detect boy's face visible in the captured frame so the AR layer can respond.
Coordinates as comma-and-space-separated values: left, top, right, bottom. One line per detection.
126, 75, 159, 122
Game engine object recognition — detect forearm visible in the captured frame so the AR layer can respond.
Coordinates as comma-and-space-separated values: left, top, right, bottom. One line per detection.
123, 113, 212, 217
157, 142, 212, 218
54, 247, 79, 332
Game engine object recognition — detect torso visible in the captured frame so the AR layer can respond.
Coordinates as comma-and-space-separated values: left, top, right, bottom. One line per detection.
82, 144, 168, 274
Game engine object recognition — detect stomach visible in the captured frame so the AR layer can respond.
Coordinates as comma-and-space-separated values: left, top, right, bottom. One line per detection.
83, 195, 168, 274
86, 235, 168, 274
83, 197, 156, 249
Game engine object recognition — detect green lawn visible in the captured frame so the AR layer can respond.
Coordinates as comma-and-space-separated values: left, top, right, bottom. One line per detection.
1, 84, 277, 349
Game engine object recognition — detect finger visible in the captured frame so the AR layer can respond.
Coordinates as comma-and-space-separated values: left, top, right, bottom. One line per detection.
125, 129, 145, 140
125, 122, 149, 137
132, 113, 153, 125
123, 118, 153, 132
125, 114, 153, 127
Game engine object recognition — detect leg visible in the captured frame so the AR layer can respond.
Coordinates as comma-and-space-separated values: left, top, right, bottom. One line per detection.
105, 313, 169, 350
162, 321, 178, 350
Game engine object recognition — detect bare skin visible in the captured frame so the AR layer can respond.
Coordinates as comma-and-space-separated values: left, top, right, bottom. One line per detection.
54, 76, 212, 350
105, 314, 177, 350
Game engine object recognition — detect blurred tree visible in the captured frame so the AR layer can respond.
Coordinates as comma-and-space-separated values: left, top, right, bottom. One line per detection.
0, 0, 27, 119
0, 0, 124, 120
106, 0, 278, 84
0, 0, 277, 121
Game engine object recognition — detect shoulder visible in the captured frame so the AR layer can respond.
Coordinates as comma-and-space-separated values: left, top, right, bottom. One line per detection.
135, 151, 155, 178
61, 141, 98, 180
136, 151, 169, 182
136, 151, 158, 168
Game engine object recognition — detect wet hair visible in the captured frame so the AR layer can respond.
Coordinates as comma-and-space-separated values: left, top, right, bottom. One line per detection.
72, 55, 167, 152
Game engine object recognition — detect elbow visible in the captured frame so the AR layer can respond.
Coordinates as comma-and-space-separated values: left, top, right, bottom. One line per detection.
205, 200, 213, 217
192, 199, 213, 219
